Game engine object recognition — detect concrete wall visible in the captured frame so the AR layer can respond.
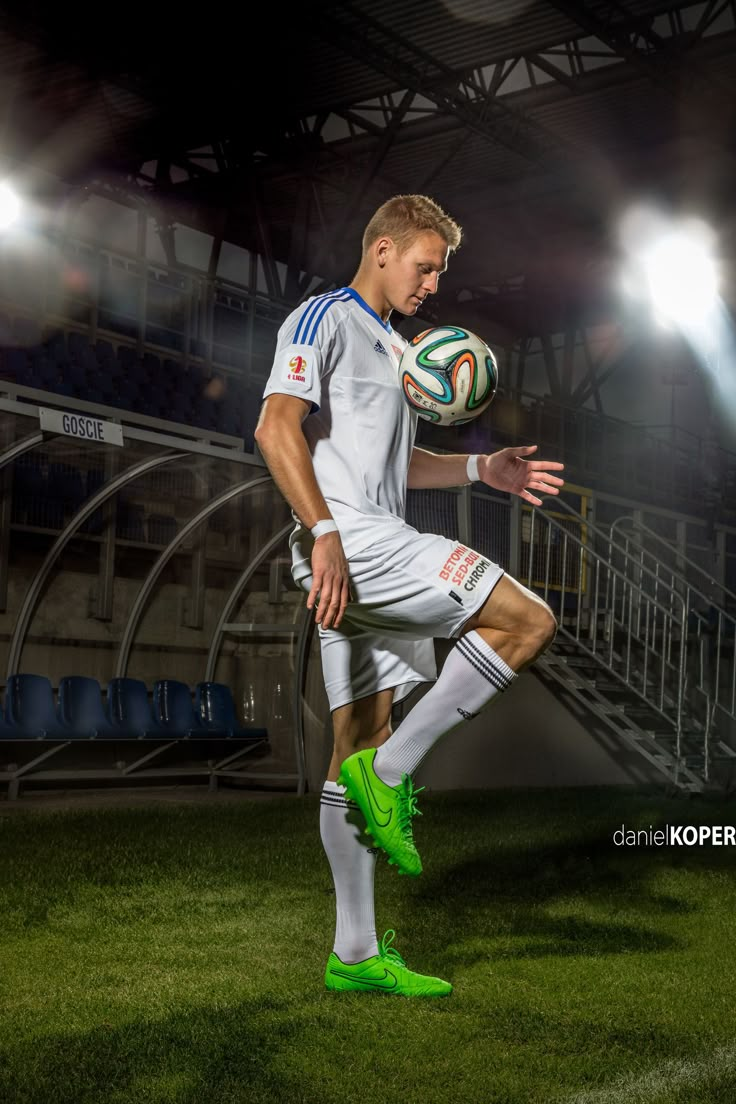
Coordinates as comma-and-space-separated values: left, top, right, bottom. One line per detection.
301, 637, 665, 794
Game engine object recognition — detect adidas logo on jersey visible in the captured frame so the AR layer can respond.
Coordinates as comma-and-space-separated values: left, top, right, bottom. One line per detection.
374, 340, 388, 356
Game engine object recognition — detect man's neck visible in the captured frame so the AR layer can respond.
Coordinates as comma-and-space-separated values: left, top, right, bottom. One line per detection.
348, 275, 392, 323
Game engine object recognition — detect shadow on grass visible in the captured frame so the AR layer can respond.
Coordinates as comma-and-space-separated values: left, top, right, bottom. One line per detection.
4, 988, 728, 1104
383, 787, 736, 965
0, 990, 713, 1104
0, 995, 335, 1104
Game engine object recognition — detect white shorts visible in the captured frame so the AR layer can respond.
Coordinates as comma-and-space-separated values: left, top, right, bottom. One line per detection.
290, 522, 505, 712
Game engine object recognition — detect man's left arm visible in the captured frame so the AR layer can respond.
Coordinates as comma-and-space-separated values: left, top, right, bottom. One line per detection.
407, 445, 565, 506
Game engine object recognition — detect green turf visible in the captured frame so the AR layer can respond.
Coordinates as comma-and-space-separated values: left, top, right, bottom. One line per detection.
2, 786, 736, 1104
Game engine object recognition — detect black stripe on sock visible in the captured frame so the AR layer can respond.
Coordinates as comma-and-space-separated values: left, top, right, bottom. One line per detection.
460, 635, 515, 683
459, 636, 515, 688
320, 795, 358, 809
456, 638, 514, 691
456, 642, 505, 691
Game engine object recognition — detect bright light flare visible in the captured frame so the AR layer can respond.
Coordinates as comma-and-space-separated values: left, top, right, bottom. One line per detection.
618, 205, 719, 328
0, 183, 21, 231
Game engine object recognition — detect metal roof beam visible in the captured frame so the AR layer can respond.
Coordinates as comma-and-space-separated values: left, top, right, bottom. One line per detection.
297, 89, 416, 297
548, 0, 736, 141
314, 1, 582, 170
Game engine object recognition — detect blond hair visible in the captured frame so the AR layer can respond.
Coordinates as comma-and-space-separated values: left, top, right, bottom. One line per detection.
361, 194, 462, 256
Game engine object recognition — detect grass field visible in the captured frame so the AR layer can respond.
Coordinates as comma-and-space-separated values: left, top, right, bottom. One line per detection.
2, 785, 736, 1104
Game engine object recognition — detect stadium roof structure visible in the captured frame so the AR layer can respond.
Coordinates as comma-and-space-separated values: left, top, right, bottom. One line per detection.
0, 0, 735, 337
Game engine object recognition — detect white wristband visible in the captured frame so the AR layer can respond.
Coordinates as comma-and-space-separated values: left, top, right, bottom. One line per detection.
311, 519, 338, 539
466, 454, 481, 482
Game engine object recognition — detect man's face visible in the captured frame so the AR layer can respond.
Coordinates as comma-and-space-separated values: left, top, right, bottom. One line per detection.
378, 230, 449, 315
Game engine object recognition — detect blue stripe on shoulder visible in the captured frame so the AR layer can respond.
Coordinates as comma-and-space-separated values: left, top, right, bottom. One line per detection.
293, 291, 333, 344
294, 289, 350, 346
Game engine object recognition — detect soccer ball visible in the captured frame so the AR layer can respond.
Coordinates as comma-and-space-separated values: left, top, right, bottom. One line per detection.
398, 325, 498, 425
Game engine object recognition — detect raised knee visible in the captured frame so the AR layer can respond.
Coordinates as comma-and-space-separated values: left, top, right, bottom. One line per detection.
533, 605, 558, 651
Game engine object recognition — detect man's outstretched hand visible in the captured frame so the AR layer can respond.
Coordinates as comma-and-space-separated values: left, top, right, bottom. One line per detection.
480, 445, 564, 506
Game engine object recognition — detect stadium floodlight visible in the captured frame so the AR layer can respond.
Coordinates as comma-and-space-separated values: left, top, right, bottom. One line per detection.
0, 182, 20, 231
618, 205, 719, 329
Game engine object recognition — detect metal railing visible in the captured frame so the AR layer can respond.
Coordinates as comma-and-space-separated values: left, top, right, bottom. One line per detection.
524, 499, 693, 762
607, 514, 736, 760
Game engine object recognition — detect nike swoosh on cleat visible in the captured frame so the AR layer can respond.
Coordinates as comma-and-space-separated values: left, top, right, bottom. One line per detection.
358, 760, 393, 828
329, 967, 398, 990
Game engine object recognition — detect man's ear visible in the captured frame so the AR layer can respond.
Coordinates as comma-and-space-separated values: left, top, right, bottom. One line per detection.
375, 237, 393, 268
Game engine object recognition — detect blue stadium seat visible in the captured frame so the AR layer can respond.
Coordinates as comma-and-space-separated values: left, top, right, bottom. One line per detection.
68, 331, 90, 358
79, 345, 98, 375
50, 380, 75, 397
96, 338, 115, 365
46, 332, 68, 366
30, 353, 56, 387
143, 352, 160, 376
5, 674, 63, 738
195, 682, 268, 742
57, 676, 113, 739
117, 378, 139, 404
127, 359, 148, 386
0, 700, 21, 739
12, 316, 42, 347
153, 679, 210, 738
68, 362, 86, 389
2, 347, 29, 382
106, 678, 161, 739
117, 345, 137, 370
96, 375, 117, 402
170, 396, 192, 423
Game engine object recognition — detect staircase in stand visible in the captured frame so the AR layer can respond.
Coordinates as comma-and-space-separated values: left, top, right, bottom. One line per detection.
519, 499, 736, 792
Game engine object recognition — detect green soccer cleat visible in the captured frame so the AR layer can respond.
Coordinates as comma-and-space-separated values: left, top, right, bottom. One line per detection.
337, 747, 424, 876
324, 930, 452, 997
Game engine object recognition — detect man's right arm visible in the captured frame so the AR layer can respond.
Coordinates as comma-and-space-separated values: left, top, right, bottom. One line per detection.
254, 393, 351, 630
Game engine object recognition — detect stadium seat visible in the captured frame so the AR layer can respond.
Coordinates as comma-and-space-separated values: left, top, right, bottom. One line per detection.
12, 316, 42, 347
153, 679, 214, 738
68, 331, 89, 358
30, 353, 56, 387
0, 702, 21, 739
68, 361, 86, 389
143, 351, 160, 376
1, 347, 29, 382
106, 678, 162, 739
117, 344, 137, 370
57, 676, 114, 739
96, 338, 115, 364
5, 674, 63, 738
46, 332, 68, 366
195, 682, 268, 742
79, 345, 98, 375
51, 380, 75, 397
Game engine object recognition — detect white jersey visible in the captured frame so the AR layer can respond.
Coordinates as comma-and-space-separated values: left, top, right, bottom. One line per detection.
262, 287, 419, 561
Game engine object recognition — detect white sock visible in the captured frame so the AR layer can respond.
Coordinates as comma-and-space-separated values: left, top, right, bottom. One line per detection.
320, 780, 379, 963
373, 630, 517, 786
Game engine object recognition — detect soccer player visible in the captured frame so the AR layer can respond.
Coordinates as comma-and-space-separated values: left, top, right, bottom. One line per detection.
255, 195, 564, 998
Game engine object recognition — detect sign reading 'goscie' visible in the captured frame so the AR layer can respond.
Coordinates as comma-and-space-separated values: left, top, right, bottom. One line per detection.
40, 408, 124, 447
